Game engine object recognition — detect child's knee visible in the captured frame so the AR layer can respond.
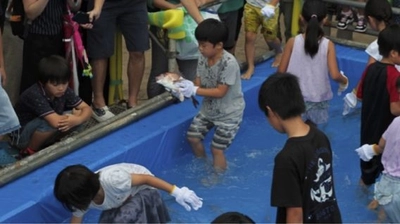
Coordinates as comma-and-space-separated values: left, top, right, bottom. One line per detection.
187, 136, 201, 144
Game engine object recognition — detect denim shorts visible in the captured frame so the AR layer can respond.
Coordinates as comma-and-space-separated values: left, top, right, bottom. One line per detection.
374, 173, 400, 223
0, 79, 20, 136
302, 101, 329, 125
187, 112, 242, 150
16, 118, 56, 149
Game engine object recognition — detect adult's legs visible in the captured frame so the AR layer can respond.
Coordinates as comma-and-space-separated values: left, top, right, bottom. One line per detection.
127, 51, 145, 107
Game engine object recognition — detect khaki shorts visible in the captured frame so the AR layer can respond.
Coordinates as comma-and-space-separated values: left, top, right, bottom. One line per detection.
243, 3, 279, 40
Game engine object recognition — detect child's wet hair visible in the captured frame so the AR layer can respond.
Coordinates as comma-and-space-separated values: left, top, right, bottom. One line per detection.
365, 0, 393, 26
38, 55, 71, 85
378, 24, 400, 57
54, 164, 100, 212
258, 72, 305, 119
301, 0, 327, 58
211, 211, 255, 224
195, 18, 228, 46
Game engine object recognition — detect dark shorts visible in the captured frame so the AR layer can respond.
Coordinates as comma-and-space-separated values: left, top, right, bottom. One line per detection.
218, 10, 239, 50
87, 0, 149, 59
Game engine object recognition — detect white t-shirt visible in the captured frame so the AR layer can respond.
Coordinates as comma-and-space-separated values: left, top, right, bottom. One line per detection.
73, 163, 154, 217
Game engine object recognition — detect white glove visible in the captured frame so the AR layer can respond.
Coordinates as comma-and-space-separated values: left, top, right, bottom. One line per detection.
342, 91, 357, 116
337, 71, 348, 96
355, 144, 378, 162
175, 79, 199, 98
261, 4, 276, 18
170, 186, 203, 211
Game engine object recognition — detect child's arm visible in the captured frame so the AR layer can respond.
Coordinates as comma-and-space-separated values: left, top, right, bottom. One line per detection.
286, 207, 303, 223
196, 84, 229, 98
153, 0, 181, 10
131, 174, 203, 211
70, 215, 83, 224
23, 0, 50, 20
57, 101, 92, 132
390, 101, 400, 116
277, 37, 294, 73
180, 0, 203, 23
327, 41, 348, 85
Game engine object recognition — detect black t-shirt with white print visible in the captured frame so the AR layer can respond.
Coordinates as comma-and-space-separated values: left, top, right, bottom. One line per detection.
271, 125, 342, 223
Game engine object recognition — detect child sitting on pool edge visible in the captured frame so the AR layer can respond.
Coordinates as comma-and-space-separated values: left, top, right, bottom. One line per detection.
258, 72, 342, 223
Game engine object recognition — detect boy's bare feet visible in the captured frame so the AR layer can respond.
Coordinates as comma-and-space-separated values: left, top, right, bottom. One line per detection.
241, 66, 254, 80
271, 53, 282, 67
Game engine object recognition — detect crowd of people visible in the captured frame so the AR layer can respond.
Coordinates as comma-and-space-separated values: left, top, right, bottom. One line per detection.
1, 0, 400, 223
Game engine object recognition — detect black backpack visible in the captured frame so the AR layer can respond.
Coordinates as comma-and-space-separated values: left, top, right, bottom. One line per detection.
7, 0, 30, 39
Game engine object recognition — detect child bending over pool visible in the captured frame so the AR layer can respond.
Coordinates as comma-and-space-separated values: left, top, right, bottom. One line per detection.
258, 72, 342, 223
277, 0, 348, 125
175, 19, 245, 172
54, 163, 203, 223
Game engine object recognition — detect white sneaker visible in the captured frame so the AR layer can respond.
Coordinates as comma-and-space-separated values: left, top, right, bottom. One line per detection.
342, 92, 357, 116
92, 105, 115, 122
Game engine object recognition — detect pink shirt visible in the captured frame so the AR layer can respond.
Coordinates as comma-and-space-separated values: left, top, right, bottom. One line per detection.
382, 117, 400, 177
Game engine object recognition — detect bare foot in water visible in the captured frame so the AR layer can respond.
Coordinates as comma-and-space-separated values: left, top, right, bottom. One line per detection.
271, 53, 282, 67
241, 66, 254, 80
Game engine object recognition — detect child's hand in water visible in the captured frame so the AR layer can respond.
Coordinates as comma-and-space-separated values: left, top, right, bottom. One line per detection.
170, 185, 203, 211
337, 71, 348, 96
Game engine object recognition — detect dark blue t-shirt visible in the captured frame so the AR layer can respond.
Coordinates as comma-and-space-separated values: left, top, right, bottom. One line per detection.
15, 83, 82, 126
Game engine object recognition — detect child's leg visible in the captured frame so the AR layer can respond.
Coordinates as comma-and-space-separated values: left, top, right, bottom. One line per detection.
261, 6, 282, 67
243, 31, 257, 79
27, 130, 57, 151
242, 3, 262, 79
188, 137, 206, 158
355, 0, 367, 32
211, 117, 242, 171
187, 113, 213, 158
17, 118, 58, 157
337, 6, 354, 30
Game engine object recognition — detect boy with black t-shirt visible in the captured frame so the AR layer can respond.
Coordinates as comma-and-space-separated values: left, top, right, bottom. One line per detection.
356, 24, 400, 186
258, 72, 342, 223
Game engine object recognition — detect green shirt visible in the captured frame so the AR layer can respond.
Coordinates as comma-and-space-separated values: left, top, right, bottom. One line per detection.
218, 0, 245, 13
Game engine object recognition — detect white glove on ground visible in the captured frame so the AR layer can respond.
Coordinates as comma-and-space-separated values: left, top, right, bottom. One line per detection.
261, 4, 275, 18
337, 71, 348, 96
171, 186, 203, 211
355, 144, 378, 162
342, 91, 357, 116
175, 80, 198, 98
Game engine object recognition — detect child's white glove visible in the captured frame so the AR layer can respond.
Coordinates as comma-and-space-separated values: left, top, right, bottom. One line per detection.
337, 71, 348, 96
342, 91, 357, 116
261, 4, 276, 18
355, 144, 378, 162
175, 79, 199, 98
170, 186, 203, 211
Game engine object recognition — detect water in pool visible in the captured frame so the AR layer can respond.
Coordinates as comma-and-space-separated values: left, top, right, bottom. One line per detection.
74, 95, 380, 223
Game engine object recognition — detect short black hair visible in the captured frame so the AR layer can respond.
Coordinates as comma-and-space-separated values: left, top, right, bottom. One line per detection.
195, 18, 228, 46
258, 72, 305, 119
211, 211, 255, 224
38, 55, 71, 85
378, 24, 400, 57
365, 0, 392, 26
54, 164, 100, 212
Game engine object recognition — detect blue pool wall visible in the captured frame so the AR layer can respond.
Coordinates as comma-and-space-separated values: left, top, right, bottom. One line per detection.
0, 44, 368, 222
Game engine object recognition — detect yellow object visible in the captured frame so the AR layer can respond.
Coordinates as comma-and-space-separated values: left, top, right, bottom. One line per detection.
148, 9, 186, 40
108, 30, 124, 105
291, 0, 302, 37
